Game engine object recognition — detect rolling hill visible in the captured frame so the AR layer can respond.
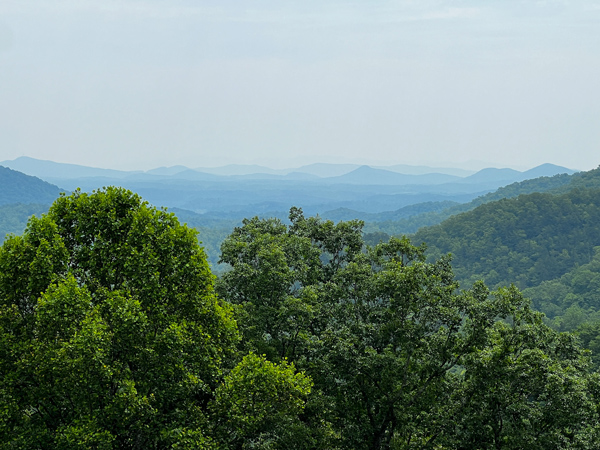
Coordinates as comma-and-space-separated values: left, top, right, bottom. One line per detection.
0, 165, 64, 205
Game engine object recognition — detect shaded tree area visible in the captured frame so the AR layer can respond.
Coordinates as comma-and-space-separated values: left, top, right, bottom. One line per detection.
523, 247, 600, 326
521, 248, 600, 370
406, 177, 600, 360
218, 208, 600, 450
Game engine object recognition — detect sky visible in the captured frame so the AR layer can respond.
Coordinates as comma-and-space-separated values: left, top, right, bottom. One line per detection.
1, 0, 599, 171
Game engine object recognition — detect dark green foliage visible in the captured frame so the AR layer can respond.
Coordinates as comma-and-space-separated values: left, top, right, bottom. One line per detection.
476, 172, 573, 202
413, 188, 600, 290
4, 182, 600, 448
559, 165, 600, 191
575, 321, 600, 371
218, 208, 600, 449
364, 173, 574, 235
451, 287, 599, 449
211, 353, 313, 449
523, 247, 600, 329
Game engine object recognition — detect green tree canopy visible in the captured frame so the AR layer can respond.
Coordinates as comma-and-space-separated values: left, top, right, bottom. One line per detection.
0, 188, 311, 449
218, 208, 600, 450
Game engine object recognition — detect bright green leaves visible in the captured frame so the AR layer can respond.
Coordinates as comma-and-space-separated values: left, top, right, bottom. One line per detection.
455, 315, 598, 449
211, 353, 312, 448
218, 213, 325, 361
35, 275, 96, 341
47, 188, 215, 316
0, 187, 244, 448
3, 191, 599, 449
3, 276, 154, 448
0, 215, 68, 317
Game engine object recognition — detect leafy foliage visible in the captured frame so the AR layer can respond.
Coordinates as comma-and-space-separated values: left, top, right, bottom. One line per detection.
218, 208, 600, 449
523, 247, 600, 326
211, 353, 313, 449
3, 184, 600, 449
0, 188, 310, 449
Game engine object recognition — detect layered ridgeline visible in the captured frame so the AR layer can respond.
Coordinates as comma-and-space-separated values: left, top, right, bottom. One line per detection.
0, 160, 590, 282
372, 165, 600, 236
0, 166, 63, 205
410, 166, 600, 333
150, 166, 583, 268
0, 166, 64, 240
1, 157, 575, 221
365, 169, 580, 235
5, 160, 600, 335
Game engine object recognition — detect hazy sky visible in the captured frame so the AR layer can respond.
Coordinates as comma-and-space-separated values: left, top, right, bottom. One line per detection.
1, 0, 599, 171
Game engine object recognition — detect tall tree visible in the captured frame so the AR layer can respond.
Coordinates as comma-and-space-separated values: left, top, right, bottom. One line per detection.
0, 188, 311, 449
218, 208, 600, 449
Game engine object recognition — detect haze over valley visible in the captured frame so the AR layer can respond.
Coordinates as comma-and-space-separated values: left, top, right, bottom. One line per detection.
0, 156, 576, 218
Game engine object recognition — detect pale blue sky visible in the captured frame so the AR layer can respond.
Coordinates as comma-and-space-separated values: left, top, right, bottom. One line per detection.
1, 1, 599, 170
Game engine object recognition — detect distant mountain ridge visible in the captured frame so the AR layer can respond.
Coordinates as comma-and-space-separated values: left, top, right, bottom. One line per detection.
1, 156, 575, 185
0, 157, 578, 224
458, 163, 576, 184
327, 166, 461, 185
362, 172, 579, 236
1, 156, 138, 180
0, 166, 64, 241
0, 166, 64, 205
321, 201, 459, 222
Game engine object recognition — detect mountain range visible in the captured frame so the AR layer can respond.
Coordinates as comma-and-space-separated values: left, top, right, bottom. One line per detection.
0, 157, 576, 219
1, 156, 573, 184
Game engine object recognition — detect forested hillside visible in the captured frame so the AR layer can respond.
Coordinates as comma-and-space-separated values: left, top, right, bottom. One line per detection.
175, 171, 582, 269
365, 172, 574, 235
0, 166, 63, 205
413, 187, 600, 289
389, 166, 600, 237
0, 167, 64, 242
0, 203, 50, 241
523, 248, 600, 327
408, 166, 600, 337
213, 208, 600, 449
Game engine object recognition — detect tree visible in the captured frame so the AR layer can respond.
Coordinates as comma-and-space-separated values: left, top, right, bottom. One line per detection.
218, 208, 600, 450
0, 188, 311, 449
210, 353, 313, 449
446, 285, 600, 449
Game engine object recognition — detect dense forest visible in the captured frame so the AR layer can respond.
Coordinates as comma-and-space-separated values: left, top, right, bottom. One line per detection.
414, 188, 600, 289
363, 172, 573, 235
405, 169, 600, 337
1, 185, 600, 449
2, 165, 600, 448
